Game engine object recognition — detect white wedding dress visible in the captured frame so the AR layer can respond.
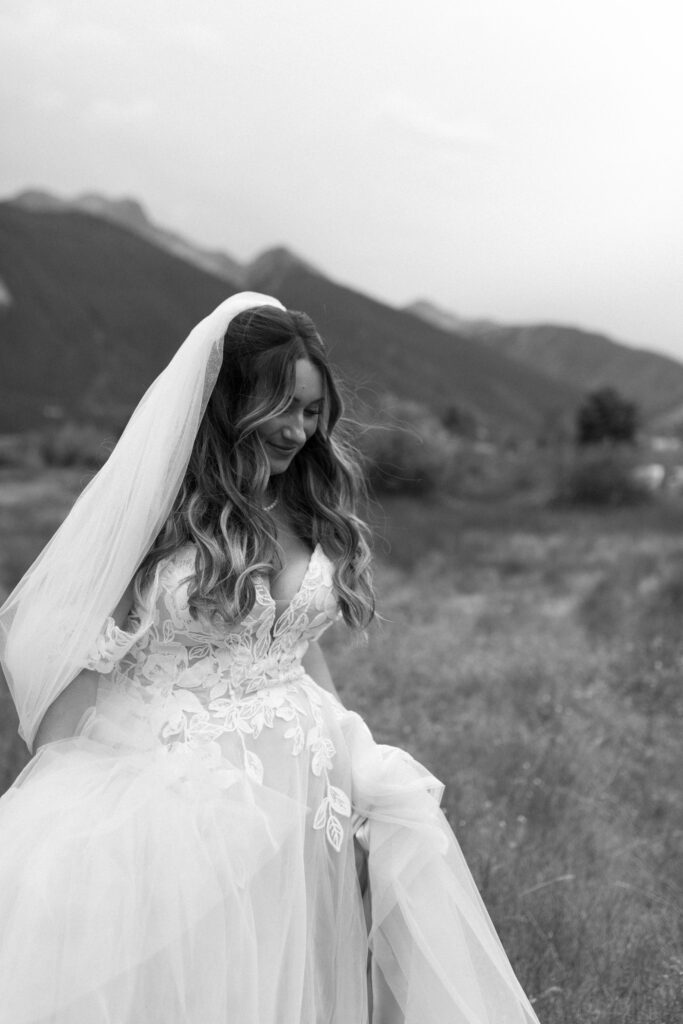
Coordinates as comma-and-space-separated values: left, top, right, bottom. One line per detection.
0, 543, 539, 1023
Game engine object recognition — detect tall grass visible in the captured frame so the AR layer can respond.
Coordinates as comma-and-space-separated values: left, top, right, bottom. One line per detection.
327, 498, 683, 1023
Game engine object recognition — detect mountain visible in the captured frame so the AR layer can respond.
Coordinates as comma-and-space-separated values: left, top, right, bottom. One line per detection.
7, 190, 682, 434
409, 300, 683, 422
245, 253, 580, 433
407, 299, 498, 336
0, 202, 238, 430
246, 246, 320, 291
11, 189, 244, 285
0, 199, 583, 436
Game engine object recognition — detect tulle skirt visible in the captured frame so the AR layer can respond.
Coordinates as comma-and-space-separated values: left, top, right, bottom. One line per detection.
0, 682, 540, 1024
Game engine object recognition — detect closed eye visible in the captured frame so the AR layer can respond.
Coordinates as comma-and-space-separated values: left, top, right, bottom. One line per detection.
281, 396, 323, 418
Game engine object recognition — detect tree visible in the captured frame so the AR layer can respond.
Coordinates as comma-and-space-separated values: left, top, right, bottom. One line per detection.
576, 387, 639, 446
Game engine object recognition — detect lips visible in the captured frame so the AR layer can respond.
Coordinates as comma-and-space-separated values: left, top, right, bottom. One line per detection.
267, 442, 299, 456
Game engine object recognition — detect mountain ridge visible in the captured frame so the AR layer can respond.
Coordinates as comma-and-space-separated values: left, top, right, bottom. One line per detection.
0, 200, 580, 436
3, 189, 681, 434
11, 189, 244, 285
407, 299, 498, 335
0, 202, 237, 430
244, 252, 581, 433
409, 299, 683, 421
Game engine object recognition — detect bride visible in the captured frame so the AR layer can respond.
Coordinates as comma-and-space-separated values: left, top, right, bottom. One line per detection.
0, 293, 540, 1023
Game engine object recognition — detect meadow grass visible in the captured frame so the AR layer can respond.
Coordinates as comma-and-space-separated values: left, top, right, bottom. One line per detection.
326, 493, 683, 1023
0, 469, 681, 1022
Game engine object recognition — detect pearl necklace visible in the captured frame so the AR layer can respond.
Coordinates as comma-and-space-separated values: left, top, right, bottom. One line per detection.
262, 494, 279, 512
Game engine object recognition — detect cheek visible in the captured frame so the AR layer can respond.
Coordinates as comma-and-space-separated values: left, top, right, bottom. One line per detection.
257, 420, 279, 442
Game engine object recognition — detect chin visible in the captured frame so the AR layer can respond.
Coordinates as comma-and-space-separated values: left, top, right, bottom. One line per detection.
267, 455, 294, 476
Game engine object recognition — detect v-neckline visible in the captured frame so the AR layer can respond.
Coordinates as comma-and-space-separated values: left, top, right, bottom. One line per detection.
259, 542, 321, 635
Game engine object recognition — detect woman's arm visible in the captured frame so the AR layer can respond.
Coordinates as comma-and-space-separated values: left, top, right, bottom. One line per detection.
302, 640, 341, 700
33, 583, 135, 749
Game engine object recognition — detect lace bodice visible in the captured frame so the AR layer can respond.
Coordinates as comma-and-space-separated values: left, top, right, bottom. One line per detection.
85, 543, 352, 851
89, 540, 339, 688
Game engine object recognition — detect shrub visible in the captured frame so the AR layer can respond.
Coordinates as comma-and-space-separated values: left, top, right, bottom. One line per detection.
39, 422, 113, 468
554, 446, 651, 506
358, 394, 457, 496
441, 403, 481, 440
0, 434, 43, 469
576, 387, 639, 446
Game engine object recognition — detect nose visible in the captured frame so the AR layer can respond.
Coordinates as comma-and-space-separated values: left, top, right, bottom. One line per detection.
282, 411, 306, 444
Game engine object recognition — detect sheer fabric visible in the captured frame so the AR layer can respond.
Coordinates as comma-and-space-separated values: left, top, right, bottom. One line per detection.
0, 292, 284, 749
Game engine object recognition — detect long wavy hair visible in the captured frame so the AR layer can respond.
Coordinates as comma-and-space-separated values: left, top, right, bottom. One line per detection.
136, 305, 374, 628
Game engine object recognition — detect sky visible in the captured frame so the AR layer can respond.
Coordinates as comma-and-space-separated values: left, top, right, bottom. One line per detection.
1, 0, 682, 358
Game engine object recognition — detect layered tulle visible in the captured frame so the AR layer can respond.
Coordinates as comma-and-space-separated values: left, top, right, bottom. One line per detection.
343, 713, 539, 1024
0, 680, 539, 1024
0, 687, 372, 1024
0, 735, 309, 1023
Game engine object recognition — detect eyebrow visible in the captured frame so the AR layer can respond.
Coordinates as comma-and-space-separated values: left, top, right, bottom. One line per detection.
288, 395, 324, 408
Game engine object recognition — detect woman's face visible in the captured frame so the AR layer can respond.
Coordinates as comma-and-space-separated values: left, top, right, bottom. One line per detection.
256, 358, 324, 476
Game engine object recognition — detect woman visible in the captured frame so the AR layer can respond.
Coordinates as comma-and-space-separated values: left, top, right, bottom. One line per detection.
0, 293, 540, 1023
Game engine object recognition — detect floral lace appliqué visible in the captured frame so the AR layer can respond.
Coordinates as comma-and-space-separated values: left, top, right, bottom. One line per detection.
100, 544, 350, 852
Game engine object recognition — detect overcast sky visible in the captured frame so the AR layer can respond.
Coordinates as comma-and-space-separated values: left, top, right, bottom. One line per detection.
2, 0, 682, 358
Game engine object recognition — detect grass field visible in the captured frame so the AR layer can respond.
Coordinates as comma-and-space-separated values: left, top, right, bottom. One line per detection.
1, 469, 681, 1023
